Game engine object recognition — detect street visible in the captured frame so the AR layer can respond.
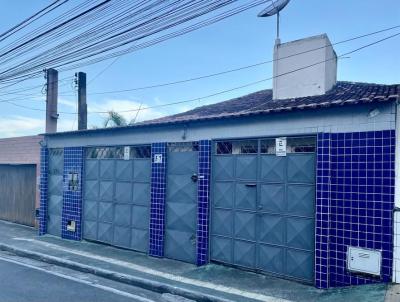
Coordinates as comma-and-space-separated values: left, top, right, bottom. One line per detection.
0, 251, 183, 302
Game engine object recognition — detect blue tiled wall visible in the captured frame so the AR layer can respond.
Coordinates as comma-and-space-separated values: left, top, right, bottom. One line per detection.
316, 130, 395, 288
61, 147, 84, 241
149, 143, 167, 257
39, 147, 49, 235
197, 140, 211, 266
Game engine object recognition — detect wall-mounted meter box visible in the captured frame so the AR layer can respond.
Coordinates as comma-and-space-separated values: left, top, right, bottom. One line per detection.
347, 246, 381, 276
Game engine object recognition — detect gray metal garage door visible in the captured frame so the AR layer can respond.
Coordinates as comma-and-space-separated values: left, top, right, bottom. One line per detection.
211, 137, 316, 282
0, 164, 36, 226
48, 148, 64, 236
165, 143, 198, 264
83, 146, 151, 253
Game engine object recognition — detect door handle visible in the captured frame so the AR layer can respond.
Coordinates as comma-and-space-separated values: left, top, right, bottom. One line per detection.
245, 183, 257, 187
191, 174, 198, 182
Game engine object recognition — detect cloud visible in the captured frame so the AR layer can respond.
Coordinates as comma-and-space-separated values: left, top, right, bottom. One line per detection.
0, 115, 78, 138
0, 116, 43, 137
58, 98, 77, 109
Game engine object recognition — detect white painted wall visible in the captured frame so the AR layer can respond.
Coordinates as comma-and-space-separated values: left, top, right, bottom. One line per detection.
273, 34, 337, 100
45, 102, 395, 148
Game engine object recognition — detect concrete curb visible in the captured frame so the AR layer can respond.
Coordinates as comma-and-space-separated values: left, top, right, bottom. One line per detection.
0, 243, 234, 302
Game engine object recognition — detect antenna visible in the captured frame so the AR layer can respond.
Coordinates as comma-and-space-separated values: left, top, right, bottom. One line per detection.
258, 0, 291, 44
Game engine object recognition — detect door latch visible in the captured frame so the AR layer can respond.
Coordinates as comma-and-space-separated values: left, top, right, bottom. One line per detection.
191, 174, 198, 182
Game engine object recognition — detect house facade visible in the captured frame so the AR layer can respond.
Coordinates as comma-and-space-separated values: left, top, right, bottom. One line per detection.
38, 34, 400, 288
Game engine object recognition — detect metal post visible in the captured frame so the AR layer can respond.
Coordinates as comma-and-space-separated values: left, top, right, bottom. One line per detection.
45, 68, 58, 133
77, 72, 87, 130
277, 11, 280, 40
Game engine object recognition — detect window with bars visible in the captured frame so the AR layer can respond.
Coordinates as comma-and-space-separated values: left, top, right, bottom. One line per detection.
168, 142, 199, 152
215, 140, 258, 155
216, 137, 316, 155
86, 146, 151, 159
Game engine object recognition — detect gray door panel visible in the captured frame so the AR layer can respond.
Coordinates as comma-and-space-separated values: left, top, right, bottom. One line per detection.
165, 150, 198, 264
85, 160, 98, 180
98, 202, 113, 223
234, 211, 256, 241
211, 236, 232, 263
99, 181, 113, 201
214, 156, 235, 180
235, 183, 257, 210
211, 138, 315, 283
116, 160, 132, 181
259, 184, 286, 213
100, 160, 115, 180
83, 155, 151, 254
287, 184, 315, 216
133, 160, 151, 181
211, 209, 232, 237
258, 214, 285, 245
236, 156, 257, 180
287, 154, 315, 183
234, 240, 256, 268
213, 182, 234, 208
132, 183, 150, 205
258, 244, 285, 275
47, 149, 64, 237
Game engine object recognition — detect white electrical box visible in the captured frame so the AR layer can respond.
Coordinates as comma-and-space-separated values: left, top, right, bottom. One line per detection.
347, 246, 381, 276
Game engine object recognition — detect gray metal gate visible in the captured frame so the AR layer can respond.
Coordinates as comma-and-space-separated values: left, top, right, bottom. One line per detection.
48, 148, 64, 236
211, 137, 315, 282
165, 143, 198, 264
83, 146, 151, 253
0, 164, 36, 226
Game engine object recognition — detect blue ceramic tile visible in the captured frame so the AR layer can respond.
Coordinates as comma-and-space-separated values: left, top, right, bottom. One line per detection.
316, 130, 395, 289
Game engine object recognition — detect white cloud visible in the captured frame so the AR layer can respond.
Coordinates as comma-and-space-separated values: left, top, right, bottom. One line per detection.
0, 116, 43, 137
0, 97, 200, 138
58, 98, 77, 109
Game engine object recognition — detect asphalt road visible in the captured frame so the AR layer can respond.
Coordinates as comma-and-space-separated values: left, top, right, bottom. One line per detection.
0, 252, 186, 302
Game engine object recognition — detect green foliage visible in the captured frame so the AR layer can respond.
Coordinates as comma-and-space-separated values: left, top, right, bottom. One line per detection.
103, 111, 128, 127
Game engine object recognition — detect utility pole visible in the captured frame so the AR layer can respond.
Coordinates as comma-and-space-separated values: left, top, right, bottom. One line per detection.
45, 68, 58, 133
76, 72, 87, 130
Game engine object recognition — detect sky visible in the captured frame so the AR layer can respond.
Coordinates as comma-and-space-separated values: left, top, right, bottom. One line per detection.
0, 0, 399, 137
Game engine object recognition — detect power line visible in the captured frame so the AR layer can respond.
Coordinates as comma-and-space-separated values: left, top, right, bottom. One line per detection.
0, 0, 272, 83
4, 31, 399, 116
57, 24, 400, 96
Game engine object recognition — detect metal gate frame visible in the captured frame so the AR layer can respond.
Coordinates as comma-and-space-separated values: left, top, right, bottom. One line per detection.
82, 145, 151, 253
209, 135, 317, 283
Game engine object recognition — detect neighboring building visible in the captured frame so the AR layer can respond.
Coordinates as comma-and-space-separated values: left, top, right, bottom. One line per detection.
38, 34, 400, 288
0, 135, 42, 226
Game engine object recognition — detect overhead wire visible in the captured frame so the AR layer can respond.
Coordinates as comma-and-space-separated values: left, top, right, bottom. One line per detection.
2, 31, 398, 116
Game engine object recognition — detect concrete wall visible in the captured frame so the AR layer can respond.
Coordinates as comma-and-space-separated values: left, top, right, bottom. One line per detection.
45, 103, 395, 149
0, 135, 43, 216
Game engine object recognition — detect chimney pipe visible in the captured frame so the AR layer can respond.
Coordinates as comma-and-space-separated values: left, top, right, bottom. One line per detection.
45, 68, 58, 133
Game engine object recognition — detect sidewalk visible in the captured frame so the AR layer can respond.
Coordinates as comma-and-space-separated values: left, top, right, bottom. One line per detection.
0, 220, 390, 302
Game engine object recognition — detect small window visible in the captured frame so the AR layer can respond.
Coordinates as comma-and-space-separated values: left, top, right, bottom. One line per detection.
216, 140, 258, 155
260, 139, 276, 154
87, 146, 151, 159
131, 146, 151, 158
86, 147, 124, 159
168, 142, 199, 152
287, 137, 316, 153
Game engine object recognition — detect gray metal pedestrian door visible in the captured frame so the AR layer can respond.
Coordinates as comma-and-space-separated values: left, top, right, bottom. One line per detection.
48, 148, 64, 236
83, 146, 151, 253
165, 143, 198, 264
211, 138, 316, 282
